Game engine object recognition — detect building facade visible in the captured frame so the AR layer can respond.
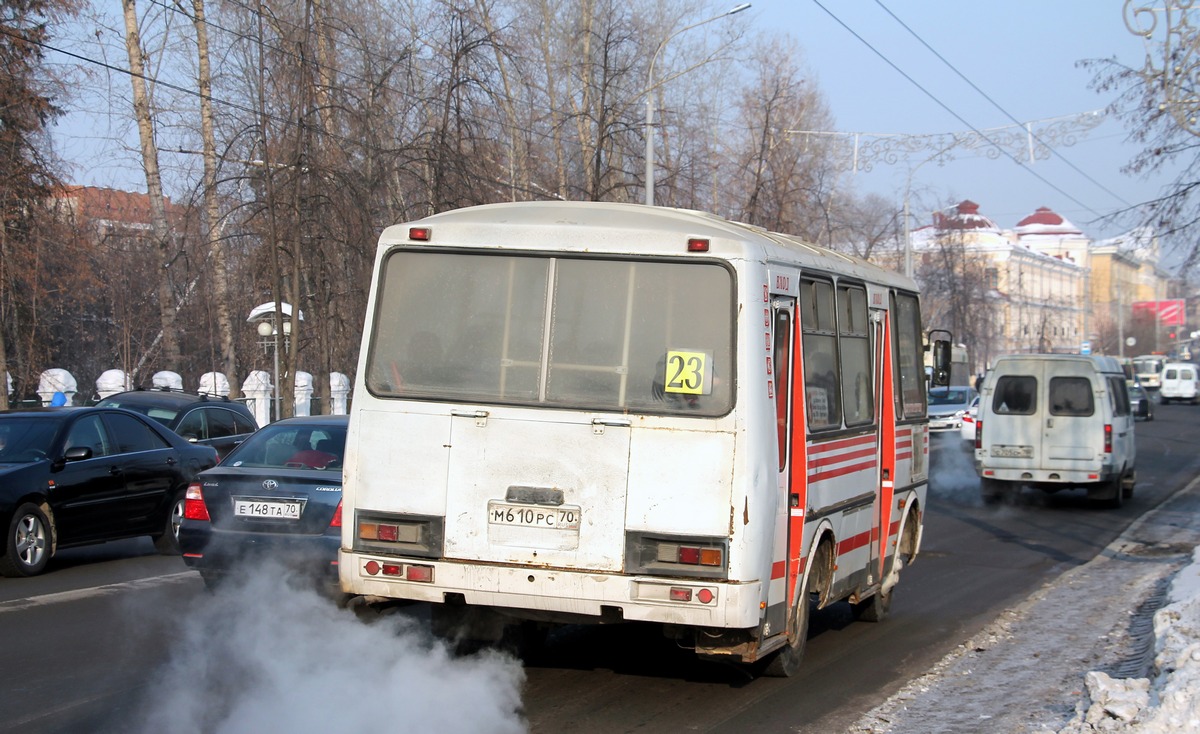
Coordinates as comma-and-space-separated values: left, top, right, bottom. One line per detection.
907, 200, 1177, 370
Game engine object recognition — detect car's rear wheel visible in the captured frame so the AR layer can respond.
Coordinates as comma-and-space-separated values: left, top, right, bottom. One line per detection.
1091, 470, 1125, 509
152, 491, 186, 554
1, 502, 52, 577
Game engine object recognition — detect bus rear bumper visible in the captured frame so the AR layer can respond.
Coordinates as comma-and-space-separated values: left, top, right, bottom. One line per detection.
340, 552, 764, 629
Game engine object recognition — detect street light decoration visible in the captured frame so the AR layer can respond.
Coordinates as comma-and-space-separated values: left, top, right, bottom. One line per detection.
1125, 1, 1200, 138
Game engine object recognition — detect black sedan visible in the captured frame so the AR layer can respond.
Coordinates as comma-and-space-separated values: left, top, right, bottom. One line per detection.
0, 407, 219, 577
179, 415, 347, 592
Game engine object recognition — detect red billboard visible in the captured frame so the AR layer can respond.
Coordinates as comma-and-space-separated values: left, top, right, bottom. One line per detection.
1132, 299, 1187, 327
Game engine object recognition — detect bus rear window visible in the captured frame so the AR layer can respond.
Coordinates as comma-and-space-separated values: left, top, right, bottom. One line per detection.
365, 251, 735, 416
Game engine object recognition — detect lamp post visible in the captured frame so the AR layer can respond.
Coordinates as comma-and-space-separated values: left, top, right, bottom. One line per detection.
248, 302, 302, 423
901, 140, 959, 278
644, 3, 750, 206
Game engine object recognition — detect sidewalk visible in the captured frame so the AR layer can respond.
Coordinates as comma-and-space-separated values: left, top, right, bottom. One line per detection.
848, 474, 1200, 733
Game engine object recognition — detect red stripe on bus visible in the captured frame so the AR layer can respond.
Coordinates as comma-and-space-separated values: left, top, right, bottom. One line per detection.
809, 459, 877, 483
808, 434, 877, 455
837, 529, 872, 555
772, 560, 786, 580
807, 445, 877, 469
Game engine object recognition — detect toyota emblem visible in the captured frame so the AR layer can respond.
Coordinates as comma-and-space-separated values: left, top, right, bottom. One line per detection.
262, 479, 279, 491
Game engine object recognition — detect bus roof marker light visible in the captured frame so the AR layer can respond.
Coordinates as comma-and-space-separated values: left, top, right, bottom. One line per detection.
687, 238, 709, 252
409, 227, 431, 241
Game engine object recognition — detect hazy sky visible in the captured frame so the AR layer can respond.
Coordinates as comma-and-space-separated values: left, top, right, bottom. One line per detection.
50, 1, 1174, 244
748, 0, 1172, 240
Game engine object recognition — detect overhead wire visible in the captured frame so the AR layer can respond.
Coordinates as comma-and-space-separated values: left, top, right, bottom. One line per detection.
872, 0, 1133, 209
808, 0, 1108, 220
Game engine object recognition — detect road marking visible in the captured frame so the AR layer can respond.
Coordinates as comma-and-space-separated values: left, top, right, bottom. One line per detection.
0, 571, 198, 614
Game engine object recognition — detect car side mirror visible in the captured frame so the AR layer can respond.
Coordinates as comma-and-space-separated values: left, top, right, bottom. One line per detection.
64, 446, 93, 462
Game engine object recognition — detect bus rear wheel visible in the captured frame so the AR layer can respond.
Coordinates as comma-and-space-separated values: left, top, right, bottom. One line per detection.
762, 544, 827, 677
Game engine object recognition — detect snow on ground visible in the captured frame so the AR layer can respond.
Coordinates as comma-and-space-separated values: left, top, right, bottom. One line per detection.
848, 476, 1200, 734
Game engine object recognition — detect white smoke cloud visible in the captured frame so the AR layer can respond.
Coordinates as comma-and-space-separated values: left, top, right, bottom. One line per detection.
929, 438, 984, 504
134, 564, 526, 734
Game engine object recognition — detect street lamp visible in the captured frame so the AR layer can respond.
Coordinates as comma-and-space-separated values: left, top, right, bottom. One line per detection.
644, 3, 750, 206
901, 141, 959, 278
248, 302, 302, 422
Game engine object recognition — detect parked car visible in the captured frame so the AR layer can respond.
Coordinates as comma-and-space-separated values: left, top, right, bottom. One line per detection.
927, 385, 979, 434
959, 395, 981, 443
0, 407, 219, 577
1128, 381, 1155, 421
96, 388, 258, 459
179, 415, 347, 592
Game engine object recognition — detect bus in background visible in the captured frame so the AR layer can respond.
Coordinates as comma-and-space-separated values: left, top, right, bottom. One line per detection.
339, 202, 951, 677
1130, 354, 1166, 392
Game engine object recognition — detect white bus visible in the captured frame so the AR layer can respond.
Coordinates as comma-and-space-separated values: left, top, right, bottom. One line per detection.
340, 202, 950, 676
1130, 354, 1166, 391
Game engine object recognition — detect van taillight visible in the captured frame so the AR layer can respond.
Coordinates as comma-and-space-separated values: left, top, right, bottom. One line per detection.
974, 419, 982, 450
1104, 424, 1112, 453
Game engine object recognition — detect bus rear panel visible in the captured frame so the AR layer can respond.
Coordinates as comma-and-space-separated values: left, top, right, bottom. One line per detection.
341, 202, 936, 673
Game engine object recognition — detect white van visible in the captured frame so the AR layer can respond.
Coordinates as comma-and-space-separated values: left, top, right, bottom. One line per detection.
974, 354, 1135, 507
1158, 362, 1199, 404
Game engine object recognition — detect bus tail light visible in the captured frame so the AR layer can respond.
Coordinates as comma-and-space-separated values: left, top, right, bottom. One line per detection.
184, 483, 210, 521
974, 419, 982, 450
625, 533, 728, 579
687, 238, 709, 252
1104, 423, 1113, 454
363, 560, 435, 582
355, 512, 444, 558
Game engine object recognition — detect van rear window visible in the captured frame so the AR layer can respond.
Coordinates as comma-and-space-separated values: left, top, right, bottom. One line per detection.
993, 375, 1036, 415
1049, 376, 1095, 416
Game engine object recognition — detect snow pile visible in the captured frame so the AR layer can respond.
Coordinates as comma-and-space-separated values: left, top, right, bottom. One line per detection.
1061, 548, 1200, 733
848, 478, 1200, 734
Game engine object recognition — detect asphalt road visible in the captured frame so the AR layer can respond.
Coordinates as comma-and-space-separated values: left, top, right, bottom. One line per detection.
2, 401, 1198, 733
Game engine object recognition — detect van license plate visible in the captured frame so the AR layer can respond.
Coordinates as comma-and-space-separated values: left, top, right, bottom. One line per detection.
991, 445, 1033, 458
488, 501, 581, 530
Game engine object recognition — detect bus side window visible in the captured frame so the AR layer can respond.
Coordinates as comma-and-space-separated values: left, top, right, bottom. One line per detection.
801, 277, 842, 429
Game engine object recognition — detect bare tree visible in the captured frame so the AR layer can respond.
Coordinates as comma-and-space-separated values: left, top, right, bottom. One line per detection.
121, 0, 181, 373
1084, 3, 1200, 272
916, 228, 1000, 374
729, 35, 838, 236
0, 0, 79, 408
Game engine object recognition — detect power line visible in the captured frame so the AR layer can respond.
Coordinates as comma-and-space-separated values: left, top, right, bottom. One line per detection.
807, 0, 1108, 219
872, 0, 1133, 208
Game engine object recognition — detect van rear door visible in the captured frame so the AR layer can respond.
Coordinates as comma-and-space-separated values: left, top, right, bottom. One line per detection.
1043, 364, 1104, 468
985, 359, 1105, 473
984, 366, 1041, 466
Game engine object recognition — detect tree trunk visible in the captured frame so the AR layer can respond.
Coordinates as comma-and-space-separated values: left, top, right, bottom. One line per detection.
191, 0, 239, 398
0, 221, 8, 411
121, 0, 181, 373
